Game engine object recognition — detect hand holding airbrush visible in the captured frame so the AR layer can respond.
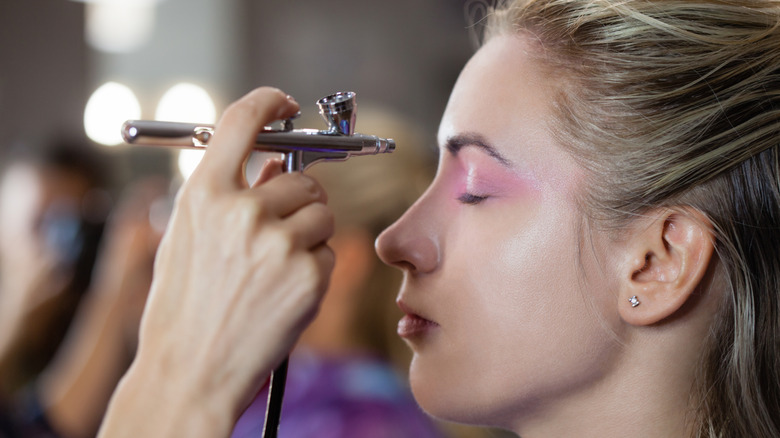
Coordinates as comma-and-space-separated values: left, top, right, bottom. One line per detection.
117, 90, 395, 438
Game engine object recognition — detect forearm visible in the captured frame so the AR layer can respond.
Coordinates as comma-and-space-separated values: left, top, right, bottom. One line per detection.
0, 307, 22, 365
38, 292, 130, 438
0, 276, 67, 397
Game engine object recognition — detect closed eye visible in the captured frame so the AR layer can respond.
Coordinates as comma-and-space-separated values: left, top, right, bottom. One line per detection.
457, 193, 489, 205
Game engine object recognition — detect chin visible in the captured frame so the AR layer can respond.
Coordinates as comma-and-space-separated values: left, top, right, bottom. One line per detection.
408, 358, 500, 427
414, 388, 507, 429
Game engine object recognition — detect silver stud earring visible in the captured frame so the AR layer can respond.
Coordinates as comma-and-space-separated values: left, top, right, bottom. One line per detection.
629, 295, 641, 307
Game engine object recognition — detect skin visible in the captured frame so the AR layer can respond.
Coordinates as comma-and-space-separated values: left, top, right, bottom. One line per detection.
0, 164, 91, 395
98, 88, 336, 438
40, 177, 167, 438
0, 164, 88, 323
376, 35, 718, 437
376, 33, 623, 431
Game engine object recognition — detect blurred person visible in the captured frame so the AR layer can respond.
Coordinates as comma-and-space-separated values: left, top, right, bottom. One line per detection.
0, 137, 110, 436
31, 176, 169, 438
0, 138, 110, 399
0, 137, 169, 438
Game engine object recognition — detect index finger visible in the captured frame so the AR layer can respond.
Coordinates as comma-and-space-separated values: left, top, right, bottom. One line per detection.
195, 87, 300, 191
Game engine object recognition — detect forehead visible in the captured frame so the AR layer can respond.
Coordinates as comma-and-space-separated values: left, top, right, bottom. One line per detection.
438, 34, 585, 194
438, 34, 557, 148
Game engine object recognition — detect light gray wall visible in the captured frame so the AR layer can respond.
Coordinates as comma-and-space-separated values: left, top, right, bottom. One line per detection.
0, 0, 476, 176
0, 0, 88, 144
242, 0, 474, 137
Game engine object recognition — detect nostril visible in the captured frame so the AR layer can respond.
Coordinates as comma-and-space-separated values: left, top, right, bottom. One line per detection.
394, 260, 417, 272
376, 234, 439, 275
376, 233, 418, 272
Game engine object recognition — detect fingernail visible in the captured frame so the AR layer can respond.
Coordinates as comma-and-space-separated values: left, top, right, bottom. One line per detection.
286, 94, 298, 105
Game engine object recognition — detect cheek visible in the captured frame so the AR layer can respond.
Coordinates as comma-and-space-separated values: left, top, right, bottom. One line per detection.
454, 196, 576, 325
418, 199, 622, 425
461, 204, 585, 351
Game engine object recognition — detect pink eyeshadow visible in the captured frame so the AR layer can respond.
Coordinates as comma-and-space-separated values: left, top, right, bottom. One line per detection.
456, 148, 540, 200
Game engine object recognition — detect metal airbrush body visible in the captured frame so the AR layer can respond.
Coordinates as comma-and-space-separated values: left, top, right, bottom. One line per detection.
121, 91, 395, 172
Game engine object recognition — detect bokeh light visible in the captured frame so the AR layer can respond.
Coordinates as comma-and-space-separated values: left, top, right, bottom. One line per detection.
84, 1, 157, 53
155, 83, 217, 179
155, 82, 216, 123
177, 149, 205, 181
84, 81, 141, 146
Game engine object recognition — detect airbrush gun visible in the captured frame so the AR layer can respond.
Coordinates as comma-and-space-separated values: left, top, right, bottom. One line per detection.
121, 91, 395, 172
121, 91, 395, 438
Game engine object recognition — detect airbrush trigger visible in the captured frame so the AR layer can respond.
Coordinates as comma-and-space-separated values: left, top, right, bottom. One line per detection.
282, 111, 301, 132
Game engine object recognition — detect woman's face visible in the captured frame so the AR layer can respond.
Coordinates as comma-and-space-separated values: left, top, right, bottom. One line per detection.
376, 35, 623, 429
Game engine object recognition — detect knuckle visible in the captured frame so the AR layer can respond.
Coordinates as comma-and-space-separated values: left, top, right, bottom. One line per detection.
221, 98, 251, 121
222, 93, 265, 124
324, 245, 336, 269
176, 182, 211, 210
243, 87, 287, 118
262, 224, 295, 255
231, 197, 261, 226
217, 88, 292, 136
250, 86, 286, 102
283, 173, 319, 198
321, 206, 335, 231
298, 174, 318, 194
306, 177, 326, 201
295, 254, 323, 288
310, 203, 335, 233
239, 98, 262, 121
241, 194, 268, 219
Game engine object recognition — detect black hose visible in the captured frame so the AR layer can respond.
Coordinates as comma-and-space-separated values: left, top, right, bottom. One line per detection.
261, 357, 289, 438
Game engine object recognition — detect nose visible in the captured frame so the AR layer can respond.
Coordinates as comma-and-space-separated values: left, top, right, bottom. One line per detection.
375, 190, 441, 274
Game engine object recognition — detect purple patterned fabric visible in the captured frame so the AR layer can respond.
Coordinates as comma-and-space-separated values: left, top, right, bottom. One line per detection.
231, 350, 445, 438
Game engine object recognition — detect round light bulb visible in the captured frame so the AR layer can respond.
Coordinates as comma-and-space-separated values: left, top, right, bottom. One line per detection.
84, 81, 141, 146
155, 83, 216, 123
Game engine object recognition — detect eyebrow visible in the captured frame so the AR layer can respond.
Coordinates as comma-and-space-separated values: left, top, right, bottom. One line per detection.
445, 133, 512, 167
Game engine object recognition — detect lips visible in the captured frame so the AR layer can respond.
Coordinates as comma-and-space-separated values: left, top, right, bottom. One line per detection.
397, 300, 438, 338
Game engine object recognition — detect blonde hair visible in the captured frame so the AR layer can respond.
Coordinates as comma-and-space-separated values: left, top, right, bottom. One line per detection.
481, 1, 780, 436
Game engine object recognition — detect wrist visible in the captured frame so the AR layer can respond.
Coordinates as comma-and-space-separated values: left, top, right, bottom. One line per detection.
100, 355, 237, 438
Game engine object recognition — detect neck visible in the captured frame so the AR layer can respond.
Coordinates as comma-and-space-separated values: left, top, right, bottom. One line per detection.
508, 325, 706, 438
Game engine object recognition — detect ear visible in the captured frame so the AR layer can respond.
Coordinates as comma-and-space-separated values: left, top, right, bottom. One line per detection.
617, 208, 715, 326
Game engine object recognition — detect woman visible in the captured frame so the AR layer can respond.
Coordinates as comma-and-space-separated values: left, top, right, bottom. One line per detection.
98, 1, 780, 437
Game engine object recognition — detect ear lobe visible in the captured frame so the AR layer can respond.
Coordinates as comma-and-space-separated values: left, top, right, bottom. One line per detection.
618, 208, 715, 326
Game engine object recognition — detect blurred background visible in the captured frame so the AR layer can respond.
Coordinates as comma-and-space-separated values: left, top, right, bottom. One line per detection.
0, 1, 515, 438
0, 0, 480, 182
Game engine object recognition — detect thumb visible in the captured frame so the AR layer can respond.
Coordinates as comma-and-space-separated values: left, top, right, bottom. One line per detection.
194, 87, 299, 191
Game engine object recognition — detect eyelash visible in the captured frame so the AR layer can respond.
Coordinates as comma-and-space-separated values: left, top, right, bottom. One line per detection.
457, 193, 489, 205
